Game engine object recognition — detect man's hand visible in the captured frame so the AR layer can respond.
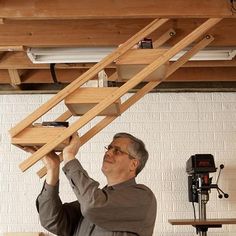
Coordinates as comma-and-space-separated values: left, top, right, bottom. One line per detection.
42, 151, 61, 170
63, 133, 81, 165
24, 146, 61, 186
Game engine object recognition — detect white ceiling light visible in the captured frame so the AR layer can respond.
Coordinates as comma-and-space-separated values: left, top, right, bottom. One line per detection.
27, 47, 116, 64
170, 49, 236, 61
27, 47, 236, 64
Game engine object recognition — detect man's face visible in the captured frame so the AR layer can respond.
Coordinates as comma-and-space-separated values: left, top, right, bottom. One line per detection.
102, 137, 138, 179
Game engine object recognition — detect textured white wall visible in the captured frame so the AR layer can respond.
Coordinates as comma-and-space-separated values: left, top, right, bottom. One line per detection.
0, 92, 236, 236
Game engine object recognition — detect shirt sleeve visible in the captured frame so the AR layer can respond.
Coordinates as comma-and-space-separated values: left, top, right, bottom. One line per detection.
62, 159, 157, 234
36, 180, 82, 236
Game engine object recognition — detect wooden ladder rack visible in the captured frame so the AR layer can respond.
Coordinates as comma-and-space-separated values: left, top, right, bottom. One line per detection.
9, 18, 222, 177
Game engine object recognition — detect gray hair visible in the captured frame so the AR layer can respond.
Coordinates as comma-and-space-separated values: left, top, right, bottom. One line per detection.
113, 132, 149, 176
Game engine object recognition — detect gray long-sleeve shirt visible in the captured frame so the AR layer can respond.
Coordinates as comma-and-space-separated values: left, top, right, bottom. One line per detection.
36, 159, 157, 236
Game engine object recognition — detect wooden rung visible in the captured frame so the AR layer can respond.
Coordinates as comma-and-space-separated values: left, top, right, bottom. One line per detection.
11, 126, 70, 151
116, 49, 168, 81
65, 87, 121, 116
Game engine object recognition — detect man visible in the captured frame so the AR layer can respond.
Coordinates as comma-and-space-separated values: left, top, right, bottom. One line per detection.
36, 132, 157, 236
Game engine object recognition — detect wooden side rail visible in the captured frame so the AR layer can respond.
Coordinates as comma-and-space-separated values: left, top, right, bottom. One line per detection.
153, 28, 176, 48
55, 110, 72, 122
36, 34, 215, 178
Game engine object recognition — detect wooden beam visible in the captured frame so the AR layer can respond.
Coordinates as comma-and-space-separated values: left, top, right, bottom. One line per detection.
182, 59, 236, 67
1, 64, 236, 86
0, 19, 235, 47
2, 82, 236, 94
162, 19, 236, 47
0, 19, 152, 47
0, 0, 231, 18
18, 18, 221, 172
168, 67, 236, 81
0, 68, 117, 84
20, 69, 85, 83
8, 69, 21, 88
0, 52, 36, 69
155, 82, 236, 92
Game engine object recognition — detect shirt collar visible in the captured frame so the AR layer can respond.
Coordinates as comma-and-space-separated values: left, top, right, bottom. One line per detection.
105, 178, 137, 190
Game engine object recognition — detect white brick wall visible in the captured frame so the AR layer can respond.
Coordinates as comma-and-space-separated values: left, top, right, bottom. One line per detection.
1, 92, 236, 236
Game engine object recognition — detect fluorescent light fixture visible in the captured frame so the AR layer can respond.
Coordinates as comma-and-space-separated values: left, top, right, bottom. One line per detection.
27, 47, 236, 64
27, 47, 116, 64
170, 49, 236, 61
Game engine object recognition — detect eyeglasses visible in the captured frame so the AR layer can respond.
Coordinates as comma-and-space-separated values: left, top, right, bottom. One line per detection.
104, 145, 136, 160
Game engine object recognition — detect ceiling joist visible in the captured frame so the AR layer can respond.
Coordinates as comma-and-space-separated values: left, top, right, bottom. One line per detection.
0, 0, 232, 19
8, 69, 21, 89
0, 19, 235, 47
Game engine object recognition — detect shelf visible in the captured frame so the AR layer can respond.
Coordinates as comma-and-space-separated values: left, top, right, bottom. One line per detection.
168, 218, 236, 226
65, 87, 121, 116
11, 126, 70, 151
116, 49, 168, 81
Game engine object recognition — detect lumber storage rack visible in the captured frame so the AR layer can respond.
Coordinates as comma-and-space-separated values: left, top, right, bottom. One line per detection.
9, 18, 222, 178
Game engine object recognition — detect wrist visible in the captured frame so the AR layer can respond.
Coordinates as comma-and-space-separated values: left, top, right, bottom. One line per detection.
63, 153, 75, 164
46, 169, 59, 186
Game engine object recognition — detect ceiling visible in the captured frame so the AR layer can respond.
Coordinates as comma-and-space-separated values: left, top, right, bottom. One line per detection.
0, 0, 236, 94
